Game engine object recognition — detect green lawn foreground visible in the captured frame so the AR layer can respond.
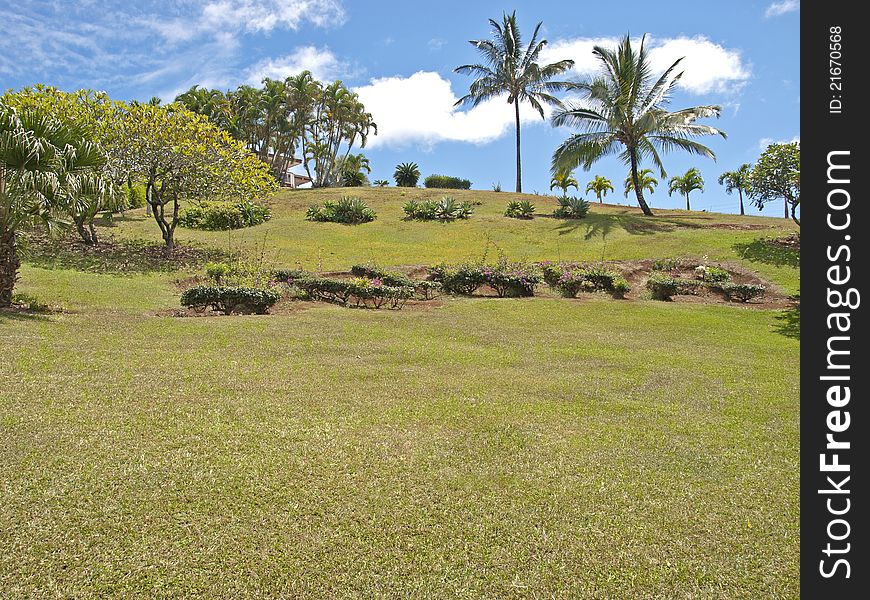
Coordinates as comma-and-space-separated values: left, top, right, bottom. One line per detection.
1, 191, 799, 598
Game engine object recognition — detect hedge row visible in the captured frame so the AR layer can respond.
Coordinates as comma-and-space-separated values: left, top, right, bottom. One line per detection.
428, 262, 542, 297
646, 273, 765, 302
295, 276, 415, 309
540, 262, 630, 298
181, 286, 282, 314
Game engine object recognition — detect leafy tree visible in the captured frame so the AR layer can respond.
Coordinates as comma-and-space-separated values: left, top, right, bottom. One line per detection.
455, 11, 574, 193
551, 34, 726, 216
585, 175, 614, 203
549, 170, 579, 195
1, 107, 110, 305
748, 142, 800, 225
109, 103, 277, 254
394, 162, 420, 187
667, 167, 704, 211
623, 169, 658, 198
718, 163, 752, 216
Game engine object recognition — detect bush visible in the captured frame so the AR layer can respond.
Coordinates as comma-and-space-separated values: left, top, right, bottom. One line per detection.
651, 258, 684, 272
125, 183, 146, 209
611, 277, 631, 299
403, 196, 474, 221
695, 265, 731, 283
180, 286, 281, 315
714, 282, 766, 302
544, 263, 629, 298
424, 174, 472, 189
295, 276, 414, 309
429, 260, 541, 297
306, 196, 376, 224
504, 200, 536, 219
272, 268, 309, 282
553, 196, 590, 219
179, 200, 271, 230
205, 262, 232, 284
646, 273, 702, 300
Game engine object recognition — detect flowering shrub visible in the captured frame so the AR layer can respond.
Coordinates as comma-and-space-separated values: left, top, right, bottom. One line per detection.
694, 265, 731, 283
180, 286, 281, 314
540, 262, 629, 298
429, 260, 541, 297
713, 282, 766, 302
351, 265, 442, 299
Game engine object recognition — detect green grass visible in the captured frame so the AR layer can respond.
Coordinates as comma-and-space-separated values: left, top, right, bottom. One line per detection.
1, 191, 800, 598
109, 188, 801, 294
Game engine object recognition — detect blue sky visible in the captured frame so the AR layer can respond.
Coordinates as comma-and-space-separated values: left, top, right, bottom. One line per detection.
1, 0, 800, 214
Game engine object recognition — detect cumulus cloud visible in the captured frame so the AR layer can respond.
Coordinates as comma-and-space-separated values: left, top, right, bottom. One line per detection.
541, 35, 750, 95
246, 46, 347, 84
758, 135, 800, 150
765, 0, 800, 18
354, 71, 550, 149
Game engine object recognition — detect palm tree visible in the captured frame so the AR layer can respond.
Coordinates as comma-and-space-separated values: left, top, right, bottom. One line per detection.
394, 162, 420, 187
718, 163, 752, 216
668, 167, 704, 211
455, 11, 574, 193
549, 170, 579, 195
551, 34, 726, 216
624, 169, 658, 199
585, 175, 614, 204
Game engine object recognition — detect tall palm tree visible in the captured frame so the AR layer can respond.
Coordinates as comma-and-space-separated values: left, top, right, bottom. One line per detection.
550, 169, 579, 195
551, 34, 726, 216
394, 162, 420, 187
668, 167, 704, 211
586, 175, 614, 203
718, 163, 752, 216
454, 11, 574, 193
624, 169, 658, 198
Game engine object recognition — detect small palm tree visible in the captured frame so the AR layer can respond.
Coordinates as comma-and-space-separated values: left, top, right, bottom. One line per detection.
394, 162, 420, 187
372, 179, 389, 187
551, 34, 726, 216
718, 163, 752, 216
585, 175, 614, 204
668, 168, 705, 211
549, 170, 579, 195
455, 11, 574, 193
624, 169, 658, 198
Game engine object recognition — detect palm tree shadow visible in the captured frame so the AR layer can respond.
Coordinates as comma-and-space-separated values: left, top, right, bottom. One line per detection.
0, 309, 53, 324
773, 305, 800, 339
733, 238, 800, 268
552, 213, 676, 237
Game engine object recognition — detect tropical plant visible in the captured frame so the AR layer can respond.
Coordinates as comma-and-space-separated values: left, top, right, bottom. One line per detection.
492, 182, 503, 192
372, 179, 389, 187
454, 11, 574, 193
553, 196, 590, 219
551, 34, 726, 216
403, 197, 474, 221
341, 171, 366, 187
623, 169, 658, 198
504, 199, 536, 219
585, 175, 614, 204
337, 152, 371, 187
1, 106, 114, 305
718, 163, 752, 216
424, 174, 472, 189
179, 200, 271, 230
549, 169, 579, 195
393, 162, 420, 187
668, 167, 705, 211
306, 196, 376, 224
748, 142, 800, 225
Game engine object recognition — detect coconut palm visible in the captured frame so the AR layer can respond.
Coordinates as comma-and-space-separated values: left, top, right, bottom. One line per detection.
623, 169, 658, 199
454, 11, 574, 193
668, 168, 705, 211
394, 162, 420, 187
718, 163, 752, 216
585, 175, 614, 204
551, 34, 726, 216
549, 170, 579, 195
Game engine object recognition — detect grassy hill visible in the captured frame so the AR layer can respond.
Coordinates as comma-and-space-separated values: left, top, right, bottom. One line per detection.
1, 188, 799, 598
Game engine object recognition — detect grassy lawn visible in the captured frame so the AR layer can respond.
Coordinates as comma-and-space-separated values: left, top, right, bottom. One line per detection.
1, 191, 800, 598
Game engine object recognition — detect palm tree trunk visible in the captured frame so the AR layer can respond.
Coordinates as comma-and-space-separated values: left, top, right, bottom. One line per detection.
629, 150, 654, 216
685, 193, 691, 211
784, 196, 788, 219
0, 228, 19, 308
738, 188, 745, 215
514, 101, 522, 193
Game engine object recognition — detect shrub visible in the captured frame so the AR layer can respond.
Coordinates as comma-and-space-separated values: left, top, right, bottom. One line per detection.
545, 263, 629, 298
695, 265, 731, 283
272, 268, 308, 282
428, 264, 486, 295
646, 273, 702, 300
306, 196, 376, 224
553, 196, 590, 219
403, 196, 473, 221
179, 200, 271, 230
651, 258, 683, 272
504, 200, 536, 219
295, 276, 414, 309
429, 260, 541, 297
611, 277, 631, 299
424, 174, 472, 189
205, 262, 232, 284
180, 286, 281, 315
125, 183, 147, 209
714, 282, 766, 302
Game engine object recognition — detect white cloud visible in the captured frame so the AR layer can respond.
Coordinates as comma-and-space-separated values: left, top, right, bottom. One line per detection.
757, 135, 800, 150
354, 71, 550, 149
765, 0, 800, 18
246, 46, 346, 84
541, 35, 750, 95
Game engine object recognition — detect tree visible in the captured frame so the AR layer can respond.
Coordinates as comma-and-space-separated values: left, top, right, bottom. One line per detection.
667, 167, 704, 211
551, 34, 726, 216
455, 11, 574, 193
394, 162, 420, 187
623, 169, 658, 198
718, 163, 752, 216
1, 107, 109, 305
748, 142, 800, 225
338, 152, 371, 187
372, 179, 389, 187
585, 175, 614, 203
550, 170, 579, 195
109, 103, 277, 254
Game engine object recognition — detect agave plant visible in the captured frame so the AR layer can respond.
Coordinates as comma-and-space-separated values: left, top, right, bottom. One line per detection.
505, 199, 536, 219
553, 196, 590, 219
393, 162, 420, 187
306, 196, 376, 224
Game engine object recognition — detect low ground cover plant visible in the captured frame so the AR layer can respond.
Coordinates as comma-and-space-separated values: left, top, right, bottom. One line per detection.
423, 174, 472, 189
180, 286, 282, 314
403, 196, 474, 221
306, 197, 376, 224
504, 200, 536, 219
553, 196, 590, 219
179, 200, 271, 230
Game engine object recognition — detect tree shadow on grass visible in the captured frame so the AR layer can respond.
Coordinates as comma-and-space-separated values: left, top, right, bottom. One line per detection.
773, 305, 800, 339
551, 213, 679, 237
0, 309, 52, 324
733, 237, 800, 268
